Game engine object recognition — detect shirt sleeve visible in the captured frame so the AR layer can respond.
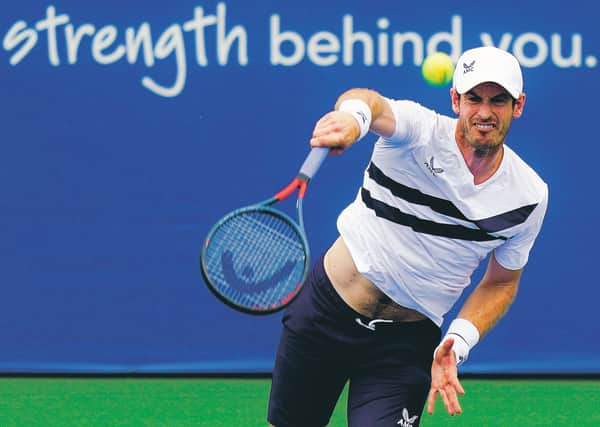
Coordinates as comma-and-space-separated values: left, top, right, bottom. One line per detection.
380, 98, 439, 147
493, 184, 549, 270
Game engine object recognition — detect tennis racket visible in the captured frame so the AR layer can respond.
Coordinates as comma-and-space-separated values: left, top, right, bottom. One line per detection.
200, 147, 329, 315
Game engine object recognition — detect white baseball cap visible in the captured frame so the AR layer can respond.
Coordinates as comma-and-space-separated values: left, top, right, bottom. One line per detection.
453, 46, 523, 99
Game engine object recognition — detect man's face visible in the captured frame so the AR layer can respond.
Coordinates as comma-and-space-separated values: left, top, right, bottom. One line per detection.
451, 82, 526, 154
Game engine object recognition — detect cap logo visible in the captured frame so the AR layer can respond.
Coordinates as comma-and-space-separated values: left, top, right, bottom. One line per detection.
463, 60, 475, 74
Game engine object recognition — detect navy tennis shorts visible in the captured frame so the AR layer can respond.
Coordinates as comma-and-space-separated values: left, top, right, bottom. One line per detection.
267, 255, 441, 427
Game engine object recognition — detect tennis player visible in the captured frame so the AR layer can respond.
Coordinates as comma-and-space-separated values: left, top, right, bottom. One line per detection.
267, 46, 548, 427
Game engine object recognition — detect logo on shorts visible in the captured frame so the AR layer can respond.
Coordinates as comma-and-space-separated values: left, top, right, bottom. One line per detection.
397, 408, 418, 427
355, 318, 393, 331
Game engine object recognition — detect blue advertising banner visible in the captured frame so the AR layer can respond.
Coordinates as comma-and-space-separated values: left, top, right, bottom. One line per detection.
0, 1, 597, 373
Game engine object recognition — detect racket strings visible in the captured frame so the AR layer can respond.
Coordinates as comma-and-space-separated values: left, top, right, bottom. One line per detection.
214, 214, 301, 279
203, 210, 307, 310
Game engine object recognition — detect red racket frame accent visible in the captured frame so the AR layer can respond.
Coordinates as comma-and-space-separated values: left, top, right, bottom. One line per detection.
274, 178, 308, 201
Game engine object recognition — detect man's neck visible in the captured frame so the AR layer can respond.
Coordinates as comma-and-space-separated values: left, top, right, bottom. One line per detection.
457, 139, 504, 185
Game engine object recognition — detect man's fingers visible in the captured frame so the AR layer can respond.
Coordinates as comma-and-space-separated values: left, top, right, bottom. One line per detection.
438, 388, 453, 415
310, 122, 356, 150
439, 386, 463, 416
445, 386, 463, 415
442, 363, 465, 395
310, 123, 335, 140
311, 111, 360, 144
452, 378, 466, 395
430, 337, 466, 416
428, 381, 465, 416
426, 388, 438, 414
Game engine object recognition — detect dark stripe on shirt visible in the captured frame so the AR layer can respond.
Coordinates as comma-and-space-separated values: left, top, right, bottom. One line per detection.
367, 162, 537, 232
361, 188, 507, 241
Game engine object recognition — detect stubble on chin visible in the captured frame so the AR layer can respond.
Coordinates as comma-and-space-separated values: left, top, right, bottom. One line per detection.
463, 122, 505, 157
469, 139, 503, 157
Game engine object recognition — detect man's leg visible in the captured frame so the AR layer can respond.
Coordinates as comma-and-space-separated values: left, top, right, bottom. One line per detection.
267, 255, 350, 427
346, 319, 441, 427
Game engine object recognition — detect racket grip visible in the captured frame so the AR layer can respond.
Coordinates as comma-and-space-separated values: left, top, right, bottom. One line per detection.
298, 147, 328, 180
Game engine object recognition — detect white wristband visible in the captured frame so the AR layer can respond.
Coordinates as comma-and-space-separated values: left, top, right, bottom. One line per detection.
338, 99, 372, 141
437, 318, 480, 366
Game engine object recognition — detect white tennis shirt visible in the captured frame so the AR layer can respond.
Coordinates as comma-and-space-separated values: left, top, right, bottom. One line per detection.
337, 99, 548, 326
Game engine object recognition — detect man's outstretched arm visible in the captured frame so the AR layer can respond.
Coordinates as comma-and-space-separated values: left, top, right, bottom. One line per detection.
427, 253, 522, 416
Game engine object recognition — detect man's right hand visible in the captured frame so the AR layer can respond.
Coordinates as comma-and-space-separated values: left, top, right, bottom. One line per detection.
309, 110, 362, 155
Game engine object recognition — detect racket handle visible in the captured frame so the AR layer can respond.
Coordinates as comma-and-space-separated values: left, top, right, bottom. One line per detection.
298, 147, 328, 181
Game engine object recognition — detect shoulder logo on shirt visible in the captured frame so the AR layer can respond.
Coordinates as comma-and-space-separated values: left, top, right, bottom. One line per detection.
463, 60, 475, 74
397, 408, 419, 427
424, 156, 444, 175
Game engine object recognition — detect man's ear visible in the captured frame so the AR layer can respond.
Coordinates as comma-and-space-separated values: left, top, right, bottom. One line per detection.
450, 88, 460, 115
512, 93, 526, 118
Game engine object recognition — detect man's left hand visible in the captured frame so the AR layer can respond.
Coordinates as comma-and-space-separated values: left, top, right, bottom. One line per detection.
426, 337, 465, 416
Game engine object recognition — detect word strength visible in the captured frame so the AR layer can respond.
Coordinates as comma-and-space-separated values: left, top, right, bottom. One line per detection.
2, 4, 595, 98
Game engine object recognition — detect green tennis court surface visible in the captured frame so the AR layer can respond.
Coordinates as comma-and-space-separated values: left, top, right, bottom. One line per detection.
1, 377, 598, 426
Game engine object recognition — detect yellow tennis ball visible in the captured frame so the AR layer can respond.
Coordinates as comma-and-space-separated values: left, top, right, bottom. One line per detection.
421, 52, 454, 87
